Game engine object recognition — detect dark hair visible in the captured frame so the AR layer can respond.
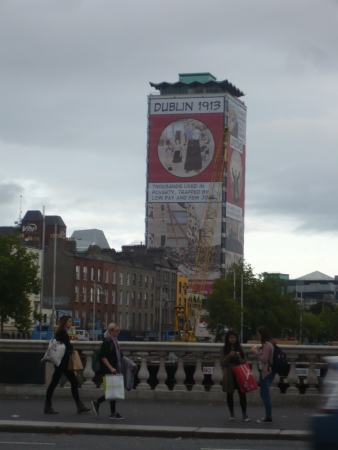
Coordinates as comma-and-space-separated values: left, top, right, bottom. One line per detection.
57, 315, 72, 330
257, 326, 272, 344
223, 330, 245, 358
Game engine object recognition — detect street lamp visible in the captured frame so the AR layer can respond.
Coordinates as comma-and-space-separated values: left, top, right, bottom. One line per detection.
159, 292, 168, 342
92, 283, 102, 341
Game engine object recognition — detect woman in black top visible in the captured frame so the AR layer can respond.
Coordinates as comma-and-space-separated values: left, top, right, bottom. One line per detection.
91, 323, 124, 419
44, 315, 91, 414
221, 330, 250, 422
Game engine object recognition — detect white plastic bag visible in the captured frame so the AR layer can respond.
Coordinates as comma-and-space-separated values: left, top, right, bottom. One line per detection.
104, 374, 125, 400
41, 339, 66, 366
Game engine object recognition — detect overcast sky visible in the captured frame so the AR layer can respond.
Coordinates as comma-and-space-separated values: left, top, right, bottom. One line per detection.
1, 0, 337, 280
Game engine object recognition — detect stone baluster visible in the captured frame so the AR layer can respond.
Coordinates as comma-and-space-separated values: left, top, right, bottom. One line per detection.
82, 351, 95, 388
192, 352, 205, 391
286, 353, 299, 391
173, 352, 186, 391
155, 352, 168, 390
136, 352, 151, 390
249, 355, 259, 383
211, 354, 223, 392
306, 355, 318, 391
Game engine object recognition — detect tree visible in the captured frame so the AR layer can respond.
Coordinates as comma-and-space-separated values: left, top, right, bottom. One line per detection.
302, 312, 324, 343
204, 261, 301, 341
0, 232, 41, 337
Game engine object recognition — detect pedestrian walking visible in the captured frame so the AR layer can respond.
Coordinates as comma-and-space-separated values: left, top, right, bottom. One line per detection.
251, 325, 275, 424
44, 315, 91, 414
91, 323, 125, 419
221, 330, 250, 422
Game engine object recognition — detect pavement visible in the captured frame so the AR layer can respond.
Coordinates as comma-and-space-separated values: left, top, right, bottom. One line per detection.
0, 397, 315, 440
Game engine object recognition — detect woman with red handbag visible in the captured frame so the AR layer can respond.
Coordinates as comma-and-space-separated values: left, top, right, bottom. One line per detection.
221, 330, 250, 422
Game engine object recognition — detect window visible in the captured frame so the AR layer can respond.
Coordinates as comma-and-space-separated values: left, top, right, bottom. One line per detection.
145, 276, 148, 288
144, 293, 148, 308
91, 267, 95, 282
119, 272, 123, 286
83, 266, 87, 281
104, 312, 108, 329
144, 313, 148, 330
126, 291, 129, 306
138, 313, 141, 330
90, 287, 94, 303
112, 290, 116, 305
156, 269, 161, 281
138, 292, 141, 308
96, 289, 101, 303
105, 269, 109, 283
98, 268, 102, 283
132, 313, 135, 330
172, 272, 176, 283
150, 314, 153, 329
119, 312, 122, 328
111, 312, 115, 323
75, 285, 79, 302
126, 312, 129, 330
75, 266, 80, 280
127, 273, 130, 286
112, 271, 116, 284
132, 273, 136, 286
138, 275, 142, 288
132, 292, 135, 307
151, 276, 154, 289
151, 293, 154, 308
104, 289, 108, 304
82, 286, 87, 303
119, 290, 123, 305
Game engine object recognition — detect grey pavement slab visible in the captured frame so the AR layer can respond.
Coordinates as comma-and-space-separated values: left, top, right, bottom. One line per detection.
0, 397, 315, 440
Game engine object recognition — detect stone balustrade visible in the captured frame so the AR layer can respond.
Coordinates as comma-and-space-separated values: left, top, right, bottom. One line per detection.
1, 340, 337, 403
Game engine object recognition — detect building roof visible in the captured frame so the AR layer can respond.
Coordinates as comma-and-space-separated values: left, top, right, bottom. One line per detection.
150, 72, 244, 98
295, 271, 334, 281
22, 210, 66, 226
71, 229, 110, 250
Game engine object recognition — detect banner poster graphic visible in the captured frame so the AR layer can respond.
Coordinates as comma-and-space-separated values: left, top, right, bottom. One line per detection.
228, 97, 246, 154
146, 201, 222, 287
225, 217, 244, 256
224, 250, 244, 273
147, 95, 245, 294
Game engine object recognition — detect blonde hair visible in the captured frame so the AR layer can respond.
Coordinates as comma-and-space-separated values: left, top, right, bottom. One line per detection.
104, 322, 117, 338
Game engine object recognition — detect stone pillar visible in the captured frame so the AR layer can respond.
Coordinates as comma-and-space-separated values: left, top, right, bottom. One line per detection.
155, 352, 168, 391
173, 352, 186, 391
306, 355, 318, 392
82, 351, 95, 388
286, 354, 299, 392
211, 355, 223, 392
192, 353, 205, 392
136, 352, 151, 390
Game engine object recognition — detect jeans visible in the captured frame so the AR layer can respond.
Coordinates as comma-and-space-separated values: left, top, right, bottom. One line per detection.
259, 371, 275, 418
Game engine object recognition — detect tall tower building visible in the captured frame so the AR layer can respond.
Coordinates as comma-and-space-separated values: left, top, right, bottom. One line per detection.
145, 73, 246, 294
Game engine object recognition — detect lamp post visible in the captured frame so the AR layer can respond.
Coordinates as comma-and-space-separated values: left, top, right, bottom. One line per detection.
92, 283, 102, 341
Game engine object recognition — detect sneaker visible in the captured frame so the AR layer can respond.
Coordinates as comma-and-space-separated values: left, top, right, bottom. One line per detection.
110, 412, 124, 420
229, 412, 235, 421
257, 417, 273, 424
243, 414, 251, 422
91, 400, 99, 416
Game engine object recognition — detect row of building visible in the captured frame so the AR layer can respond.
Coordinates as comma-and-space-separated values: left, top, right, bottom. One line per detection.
1, 210, 192, 341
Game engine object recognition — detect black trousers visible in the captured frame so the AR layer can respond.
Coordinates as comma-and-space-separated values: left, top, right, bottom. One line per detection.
46, 364, 80, 404
226, 377, 247, 414
97, 395, 116, 414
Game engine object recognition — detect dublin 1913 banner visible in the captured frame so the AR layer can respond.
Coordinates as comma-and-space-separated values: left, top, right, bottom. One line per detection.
146, 95, 246, 293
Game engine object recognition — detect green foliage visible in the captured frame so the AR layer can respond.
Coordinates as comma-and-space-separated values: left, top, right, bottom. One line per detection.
302, 313, 324, 342
0, 232, 41, 336
204, 261, 301, 340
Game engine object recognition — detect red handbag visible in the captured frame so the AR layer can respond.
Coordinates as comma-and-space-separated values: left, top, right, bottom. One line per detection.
232, 363, 258, 393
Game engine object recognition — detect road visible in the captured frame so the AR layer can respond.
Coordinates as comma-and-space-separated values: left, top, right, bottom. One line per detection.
0, 433, 311, 450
